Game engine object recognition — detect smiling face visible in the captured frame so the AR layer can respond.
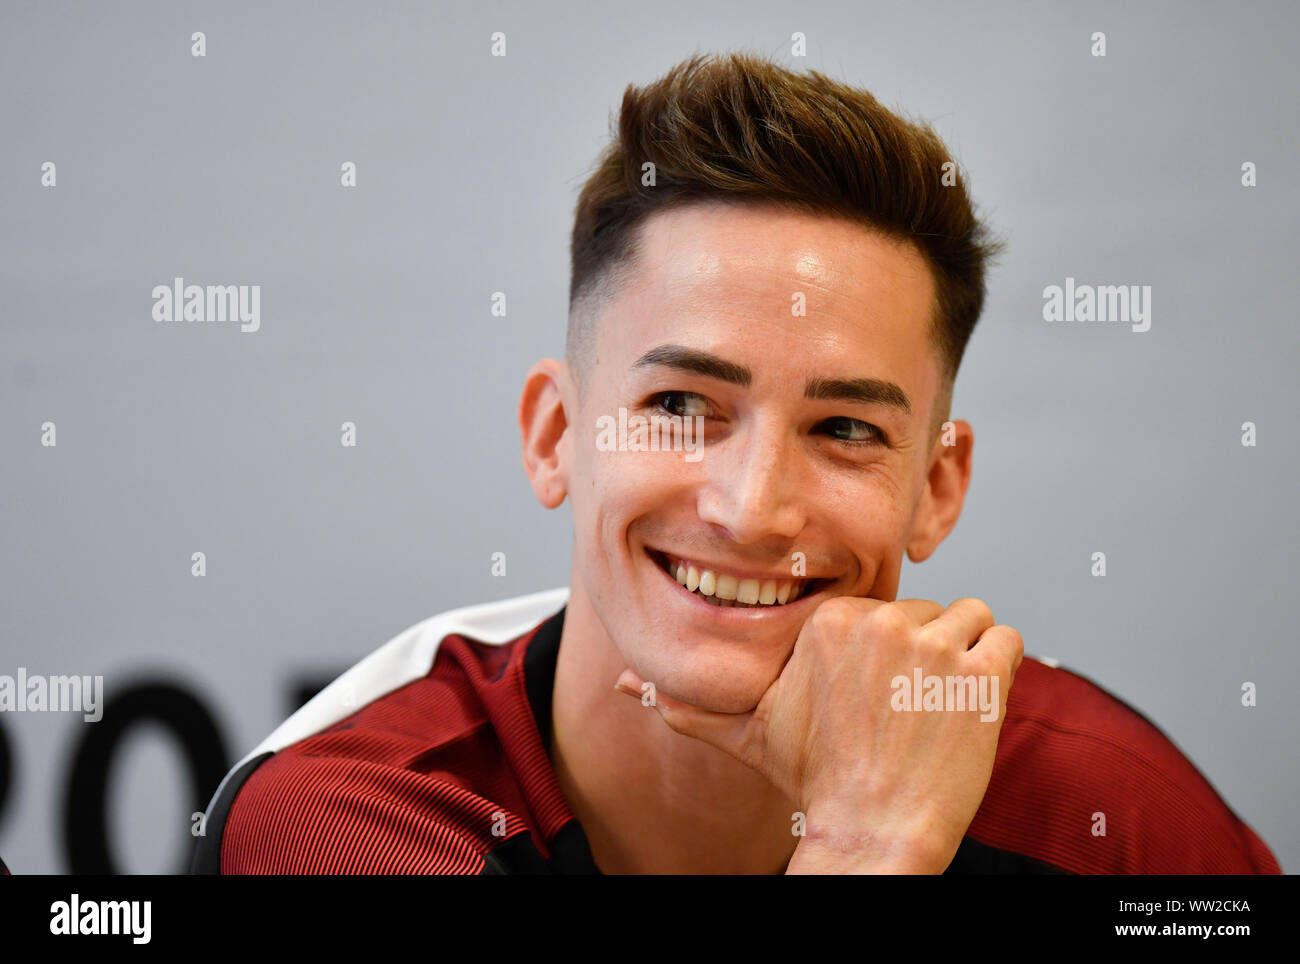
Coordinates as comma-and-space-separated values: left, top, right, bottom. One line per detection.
524, 200, 973, 714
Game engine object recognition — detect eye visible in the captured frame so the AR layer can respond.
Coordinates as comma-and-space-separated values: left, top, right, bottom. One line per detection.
817, 416, 886, 446
652, 391, 713, 418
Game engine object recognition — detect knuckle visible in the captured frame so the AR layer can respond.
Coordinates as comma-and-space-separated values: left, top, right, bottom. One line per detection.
863, 601, 914, 638
918, 627, 956, 659
956, 596, 995, 626
992, 623, 1024, 654
976, 625, 1024, 670
807, 595, 860, 634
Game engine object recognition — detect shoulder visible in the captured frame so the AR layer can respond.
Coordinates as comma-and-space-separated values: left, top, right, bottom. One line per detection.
192, 589, 569, 874
971, 655, 1280, 874
215, 738, 521, 874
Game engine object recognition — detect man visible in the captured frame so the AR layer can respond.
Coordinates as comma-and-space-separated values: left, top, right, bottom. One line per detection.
193, 52, 1280, 874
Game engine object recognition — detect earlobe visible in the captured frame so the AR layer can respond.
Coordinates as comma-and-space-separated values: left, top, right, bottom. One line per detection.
906, 420, 974, 563
518, 359, 571, 509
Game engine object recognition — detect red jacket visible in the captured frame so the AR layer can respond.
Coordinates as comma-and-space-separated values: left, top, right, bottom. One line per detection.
191, 589, 1281, 874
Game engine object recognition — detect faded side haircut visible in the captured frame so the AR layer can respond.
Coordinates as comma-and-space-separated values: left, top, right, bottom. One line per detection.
566, 51, 1004, 426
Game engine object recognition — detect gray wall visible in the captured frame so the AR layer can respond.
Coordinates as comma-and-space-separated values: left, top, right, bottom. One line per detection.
1, 0, 1295, 874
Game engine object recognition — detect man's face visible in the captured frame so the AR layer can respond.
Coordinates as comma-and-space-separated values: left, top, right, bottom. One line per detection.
561, 201, 952, 713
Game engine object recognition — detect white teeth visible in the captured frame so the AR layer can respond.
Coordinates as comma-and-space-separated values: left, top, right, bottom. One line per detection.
657, 553, 811, 608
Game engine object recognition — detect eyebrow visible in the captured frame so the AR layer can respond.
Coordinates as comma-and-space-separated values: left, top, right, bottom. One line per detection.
632, 344, 912, 415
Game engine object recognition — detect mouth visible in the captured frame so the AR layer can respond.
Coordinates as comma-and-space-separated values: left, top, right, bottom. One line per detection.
645, 547, 833, 610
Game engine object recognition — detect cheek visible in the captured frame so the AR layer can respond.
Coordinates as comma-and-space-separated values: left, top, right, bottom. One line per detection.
825, 465, 911, 537
575, 455, 688, 556
602, 452, 693, 508
815, 468, 916, 598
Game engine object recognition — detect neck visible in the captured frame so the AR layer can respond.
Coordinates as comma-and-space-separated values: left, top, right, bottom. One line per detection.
549, 584, 799, 874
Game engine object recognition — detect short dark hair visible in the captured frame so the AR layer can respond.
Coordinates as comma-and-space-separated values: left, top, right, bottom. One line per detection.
566, 51, 1004, 415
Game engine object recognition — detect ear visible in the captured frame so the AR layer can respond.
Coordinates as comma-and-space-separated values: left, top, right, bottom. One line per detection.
906, 419, 973, 563
519, 358, 571, 509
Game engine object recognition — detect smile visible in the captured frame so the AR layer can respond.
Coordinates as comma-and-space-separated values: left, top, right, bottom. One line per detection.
646, 548, 830, 609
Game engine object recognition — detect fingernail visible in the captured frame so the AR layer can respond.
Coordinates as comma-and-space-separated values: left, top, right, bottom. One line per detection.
614, 669, 640, 694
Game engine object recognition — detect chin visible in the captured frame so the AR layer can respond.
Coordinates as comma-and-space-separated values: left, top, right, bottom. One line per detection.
628, 639, 779, 715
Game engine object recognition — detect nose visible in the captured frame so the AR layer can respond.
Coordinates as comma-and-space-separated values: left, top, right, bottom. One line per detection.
696, 414, 806, 544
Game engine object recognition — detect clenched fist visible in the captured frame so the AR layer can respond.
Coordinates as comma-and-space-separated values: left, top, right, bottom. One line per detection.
615, 596, 1024, 874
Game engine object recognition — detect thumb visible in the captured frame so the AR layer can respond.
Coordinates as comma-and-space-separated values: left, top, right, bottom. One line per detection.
614, 669, 754, 763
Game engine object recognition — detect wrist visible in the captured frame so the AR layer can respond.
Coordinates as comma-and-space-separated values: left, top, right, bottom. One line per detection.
786, 807, 949, 874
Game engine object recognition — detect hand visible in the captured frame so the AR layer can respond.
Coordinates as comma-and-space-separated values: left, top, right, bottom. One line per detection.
615, 595, 1024, 873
